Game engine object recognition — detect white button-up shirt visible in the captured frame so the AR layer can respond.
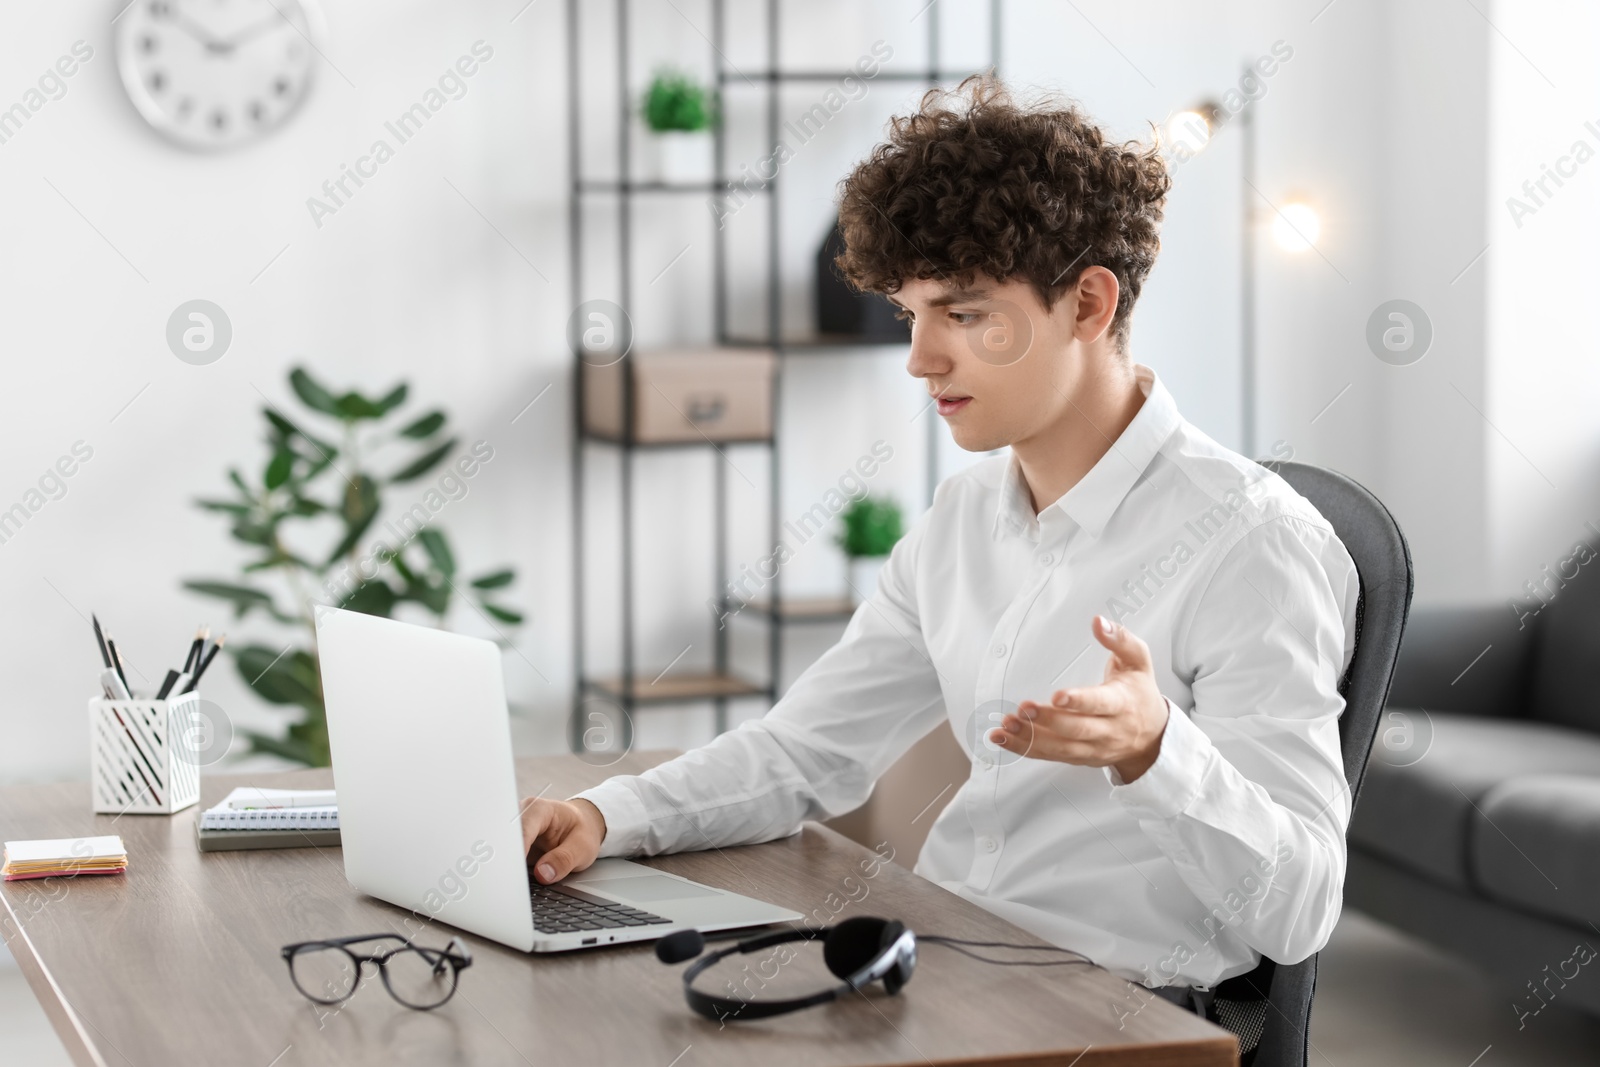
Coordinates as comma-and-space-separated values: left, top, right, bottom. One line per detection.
576, 365, 1359, 989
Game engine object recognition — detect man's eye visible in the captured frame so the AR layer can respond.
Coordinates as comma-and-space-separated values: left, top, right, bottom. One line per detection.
950, 312, 979, 325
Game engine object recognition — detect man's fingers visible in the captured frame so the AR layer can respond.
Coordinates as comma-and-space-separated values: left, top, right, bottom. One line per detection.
533, 843, 581, 885
519, 798, 554, 857
1004, 708, 1106, 744
1093, 615, 1152, 672
1031, 685, 1123, 716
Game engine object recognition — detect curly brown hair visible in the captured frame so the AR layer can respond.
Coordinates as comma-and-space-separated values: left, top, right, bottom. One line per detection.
835, 75, 1171, 350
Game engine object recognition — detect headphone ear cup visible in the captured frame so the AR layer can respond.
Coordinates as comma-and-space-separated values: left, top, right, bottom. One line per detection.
822, 917, 891, 981
878, 920, 910, 994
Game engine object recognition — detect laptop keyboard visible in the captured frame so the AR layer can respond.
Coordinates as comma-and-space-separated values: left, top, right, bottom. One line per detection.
530, 882, 671, 933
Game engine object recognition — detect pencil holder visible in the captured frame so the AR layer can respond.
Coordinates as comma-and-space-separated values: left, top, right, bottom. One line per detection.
88, 693, 204, 815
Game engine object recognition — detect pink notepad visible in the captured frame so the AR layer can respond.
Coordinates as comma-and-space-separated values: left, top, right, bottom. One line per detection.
3, 835, 127, 881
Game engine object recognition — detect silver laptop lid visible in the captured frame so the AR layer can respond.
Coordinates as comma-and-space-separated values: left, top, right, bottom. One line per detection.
317, 607, 536, 951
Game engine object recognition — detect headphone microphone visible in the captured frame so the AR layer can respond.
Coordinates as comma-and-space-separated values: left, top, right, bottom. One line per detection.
656, 917, 1092, 1022
654, 928, 709, 965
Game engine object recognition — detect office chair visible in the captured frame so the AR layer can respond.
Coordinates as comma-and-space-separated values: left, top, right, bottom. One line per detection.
1215, 461, 1414, 1067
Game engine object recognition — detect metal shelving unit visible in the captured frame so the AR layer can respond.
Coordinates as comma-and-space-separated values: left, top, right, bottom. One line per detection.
569, 0, 1001, 753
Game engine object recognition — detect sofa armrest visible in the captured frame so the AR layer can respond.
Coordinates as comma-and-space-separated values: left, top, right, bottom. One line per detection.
1385, 604, 1538, 718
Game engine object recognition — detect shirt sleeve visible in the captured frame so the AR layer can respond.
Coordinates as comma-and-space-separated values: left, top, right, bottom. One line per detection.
1105, 513, 1359, 966
573, 514, 949, 858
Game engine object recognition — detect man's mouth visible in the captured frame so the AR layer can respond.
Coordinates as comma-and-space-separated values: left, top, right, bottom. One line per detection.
935, 394, 972, 416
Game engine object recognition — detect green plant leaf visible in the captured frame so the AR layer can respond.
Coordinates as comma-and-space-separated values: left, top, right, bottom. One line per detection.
470, 569, 515, 590
287, 715, 332, 768
325, 474, 381, 565
340, 579, 398, 618
183, 580, 279, 619
389, 437, 458, 483
397, 410, 446, 439
481, 602, 524, 624
228, 468, 251, 496
242, 551, 314, 573
373, 383, 409, 416
389, 551, 418, 584
233, 644, 321, 709
335, 391, 385, 420
642, 69, 718, 132
264, 408, 299, 441
417, 528, 455, 577
412, 578, 450, 616
290, 367, 344, 417
835, 496, 904, 558
265, 408, 340, 463
288, 496, 326, 516
264, 446, 294, 489
230, 519, 276, 547
195, 498, 252, 516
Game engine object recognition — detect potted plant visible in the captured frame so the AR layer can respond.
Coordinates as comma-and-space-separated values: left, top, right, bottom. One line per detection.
640, 68, 717, 184
182, 366, 523, 767
836, 496, 904, 605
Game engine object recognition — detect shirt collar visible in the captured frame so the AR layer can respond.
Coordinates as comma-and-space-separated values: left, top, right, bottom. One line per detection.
994, 364, 1182, 542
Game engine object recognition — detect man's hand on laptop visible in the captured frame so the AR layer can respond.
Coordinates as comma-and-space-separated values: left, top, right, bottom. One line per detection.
520, 797, 607, 884
994, 615, 1171, 783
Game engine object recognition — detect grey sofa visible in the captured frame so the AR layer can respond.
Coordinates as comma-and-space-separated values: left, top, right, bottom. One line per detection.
1348, 547, 1600, 1019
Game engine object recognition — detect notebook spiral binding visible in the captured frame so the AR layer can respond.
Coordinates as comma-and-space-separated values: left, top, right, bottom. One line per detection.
89, 694, 204, 815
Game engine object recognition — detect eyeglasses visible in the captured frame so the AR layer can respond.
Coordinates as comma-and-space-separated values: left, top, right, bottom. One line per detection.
281, 934, 472, 1011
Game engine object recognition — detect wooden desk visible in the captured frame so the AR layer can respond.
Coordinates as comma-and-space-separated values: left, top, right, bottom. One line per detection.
1, 752, 1236, 1067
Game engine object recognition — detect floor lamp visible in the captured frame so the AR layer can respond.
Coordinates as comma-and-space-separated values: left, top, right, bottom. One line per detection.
1168, 77, 1322, 462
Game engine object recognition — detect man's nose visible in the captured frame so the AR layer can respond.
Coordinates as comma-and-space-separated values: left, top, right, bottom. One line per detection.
905, 325, 952, 380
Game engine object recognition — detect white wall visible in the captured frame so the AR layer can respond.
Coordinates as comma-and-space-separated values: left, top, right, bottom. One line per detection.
0, 0, 1587, 784
0, 1, 568, 781
1484, 0, 1600, 601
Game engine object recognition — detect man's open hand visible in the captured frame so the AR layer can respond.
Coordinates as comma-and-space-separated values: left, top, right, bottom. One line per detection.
991, 615, 1171, 782
521, 797, 607, 884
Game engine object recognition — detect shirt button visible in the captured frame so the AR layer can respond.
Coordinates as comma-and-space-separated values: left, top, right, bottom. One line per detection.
992, 643, 1007, 658
980, 836, 998, 853
1038, 553, 1053, 566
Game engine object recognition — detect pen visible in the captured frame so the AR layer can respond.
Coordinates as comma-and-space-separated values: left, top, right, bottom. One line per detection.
91, 614, 112, 669
106, 636, 133, 698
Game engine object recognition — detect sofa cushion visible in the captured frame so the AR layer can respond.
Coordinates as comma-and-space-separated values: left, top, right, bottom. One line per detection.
1351, 711, 1600, 889
1470, 774, 1600, 929
1525, 538, 1600, 734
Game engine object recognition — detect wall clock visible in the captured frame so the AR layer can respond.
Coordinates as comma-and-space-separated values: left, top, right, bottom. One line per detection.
115, 0, 325, 150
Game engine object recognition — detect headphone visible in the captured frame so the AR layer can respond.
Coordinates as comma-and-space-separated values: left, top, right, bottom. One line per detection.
656, 916, 1093, 1023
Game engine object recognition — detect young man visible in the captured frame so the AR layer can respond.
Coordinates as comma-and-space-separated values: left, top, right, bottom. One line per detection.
524, 78, 1358, 1001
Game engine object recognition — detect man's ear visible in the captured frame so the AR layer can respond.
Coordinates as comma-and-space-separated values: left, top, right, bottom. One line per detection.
1071, 266, 1120, 344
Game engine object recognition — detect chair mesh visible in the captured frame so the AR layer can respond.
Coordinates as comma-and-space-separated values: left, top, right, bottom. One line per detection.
1214, 996, 1268, 1056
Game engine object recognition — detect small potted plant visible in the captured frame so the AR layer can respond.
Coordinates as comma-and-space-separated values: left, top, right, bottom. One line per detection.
640, 68, 717, 184
836, 496, 904, 605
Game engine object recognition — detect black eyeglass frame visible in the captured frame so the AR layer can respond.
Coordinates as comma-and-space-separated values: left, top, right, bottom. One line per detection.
280, 933, 473, 1011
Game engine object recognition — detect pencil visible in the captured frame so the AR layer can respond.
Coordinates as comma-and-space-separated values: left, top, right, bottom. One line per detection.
182, 634, 226, 694
184, 626, 209, 674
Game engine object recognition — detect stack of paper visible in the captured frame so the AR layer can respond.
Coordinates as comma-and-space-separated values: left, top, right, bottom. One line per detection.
3, 835, 127, 881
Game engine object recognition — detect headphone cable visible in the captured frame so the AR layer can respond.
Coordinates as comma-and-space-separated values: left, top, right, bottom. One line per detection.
921, 935, 1098, 969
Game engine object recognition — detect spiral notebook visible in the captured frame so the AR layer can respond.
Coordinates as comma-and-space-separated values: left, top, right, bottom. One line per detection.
195, 787, 340, 851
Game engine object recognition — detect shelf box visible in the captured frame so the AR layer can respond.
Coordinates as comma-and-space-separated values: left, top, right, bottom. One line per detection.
583, 347, 777, 444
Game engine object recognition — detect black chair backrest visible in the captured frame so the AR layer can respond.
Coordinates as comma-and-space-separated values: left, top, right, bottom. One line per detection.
1242, 461, 1414, 1067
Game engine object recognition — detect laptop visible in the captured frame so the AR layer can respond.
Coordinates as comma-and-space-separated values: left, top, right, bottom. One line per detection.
316, 607, 802, 952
